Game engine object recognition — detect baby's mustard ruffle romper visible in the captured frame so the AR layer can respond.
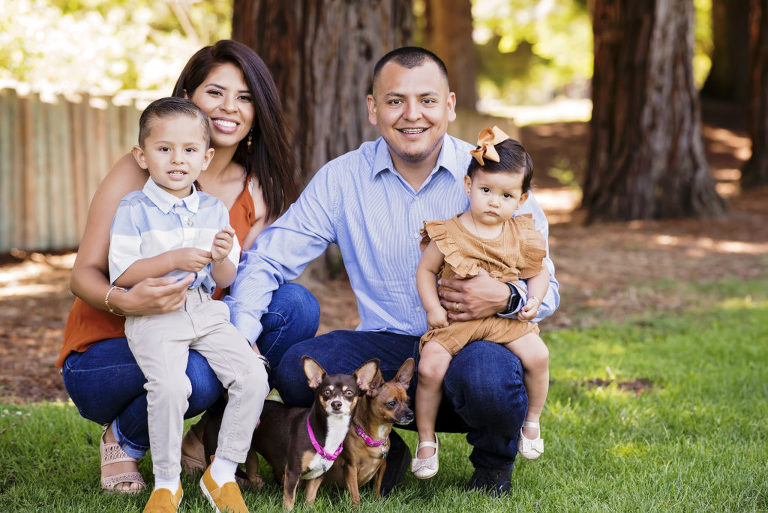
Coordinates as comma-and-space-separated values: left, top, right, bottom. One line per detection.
419, 214, 547, 355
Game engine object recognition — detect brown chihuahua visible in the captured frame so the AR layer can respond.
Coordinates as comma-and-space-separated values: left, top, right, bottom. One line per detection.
249, 356, 379, 510
323, 358, 415, 506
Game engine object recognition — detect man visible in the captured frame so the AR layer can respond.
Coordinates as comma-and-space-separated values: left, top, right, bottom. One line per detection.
226, 47, 560, 495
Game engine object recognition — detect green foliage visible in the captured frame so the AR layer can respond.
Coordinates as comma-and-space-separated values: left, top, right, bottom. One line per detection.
471, 0, 714, 105
1, 279, 766, 512
472, 0, 593, 104
693, 0, 713, 87
0, 0, 231, 94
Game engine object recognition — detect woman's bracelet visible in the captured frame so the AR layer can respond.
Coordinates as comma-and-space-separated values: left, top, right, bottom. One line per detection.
105, 285, 127, 316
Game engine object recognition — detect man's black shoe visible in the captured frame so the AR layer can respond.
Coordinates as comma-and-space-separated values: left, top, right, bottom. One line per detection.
466, 465, 512, 497
379, 430, 410, 496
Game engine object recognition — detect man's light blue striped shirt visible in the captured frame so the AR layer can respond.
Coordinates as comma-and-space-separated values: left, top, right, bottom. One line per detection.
226, 135, 559, 344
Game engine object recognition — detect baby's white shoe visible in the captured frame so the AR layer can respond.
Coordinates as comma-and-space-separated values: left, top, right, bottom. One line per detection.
518, 421, 544, 460
411, 434, 440, 479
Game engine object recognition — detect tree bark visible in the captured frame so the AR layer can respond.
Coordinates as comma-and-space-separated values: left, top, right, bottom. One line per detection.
742, 0, 768, 187
232, 0, 413, 186
424, 0, 478, 111
701, 0, 750, 102
583, 0, 726, 222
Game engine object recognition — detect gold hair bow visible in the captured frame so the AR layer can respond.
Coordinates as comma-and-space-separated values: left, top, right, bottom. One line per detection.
470, 126, 510, 165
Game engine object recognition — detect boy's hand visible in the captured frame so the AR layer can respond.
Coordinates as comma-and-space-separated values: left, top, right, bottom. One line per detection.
426, 307, 449, 329
170, 248, 212, 272
517, 296, 540, 321
211, 226, 235, 263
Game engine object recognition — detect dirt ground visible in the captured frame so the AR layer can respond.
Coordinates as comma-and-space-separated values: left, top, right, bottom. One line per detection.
1, 101, 766, 404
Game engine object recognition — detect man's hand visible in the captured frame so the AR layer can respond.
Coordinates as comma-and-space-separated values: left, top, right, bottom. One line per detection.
426, 307, 449, 329
438, 268, 509, 322
211, 226, 235, 263
170, 248, 212, 272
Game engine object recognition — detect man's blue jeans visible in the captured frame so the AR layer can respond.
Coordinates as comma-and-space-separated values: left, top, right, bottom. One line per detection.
274, 329, 528, 471
62, 283, 319, 458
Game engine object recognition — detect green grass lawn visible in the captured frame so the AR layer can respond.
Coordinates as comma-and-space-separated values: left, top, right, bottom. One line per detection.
1, 280, 766, 512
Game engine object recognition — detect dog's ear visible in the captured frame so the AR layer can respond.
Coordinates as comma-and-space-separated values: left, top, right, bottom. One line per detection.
302, 356, 326, 389
354, 358, 380, 393
395, 358, 415, 388
366, 368, 384, 397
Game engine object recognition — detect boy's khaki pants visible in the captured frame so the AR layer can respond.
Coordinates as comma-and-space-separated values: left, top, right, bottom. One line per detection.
126, 288, 268, 479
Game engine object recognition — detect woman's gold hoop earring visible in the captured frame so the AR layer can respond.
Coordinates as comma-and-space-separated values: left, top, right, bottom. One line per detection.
247, 129, 253, 151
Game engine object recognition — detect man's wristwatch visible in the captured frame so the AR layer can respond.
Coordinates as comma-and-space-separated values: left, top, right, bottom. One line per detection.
504, 283, 521, 314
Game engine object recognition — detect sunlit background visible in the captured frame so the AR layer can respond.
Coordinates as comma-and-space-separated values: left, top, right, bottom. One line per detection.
0, 0, 715, 124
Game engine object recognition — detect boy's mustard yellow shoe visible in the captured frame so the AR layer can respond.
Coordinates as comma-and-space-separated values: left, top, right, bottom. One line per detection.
143, 484, 183, 513
200, 462, 249, 513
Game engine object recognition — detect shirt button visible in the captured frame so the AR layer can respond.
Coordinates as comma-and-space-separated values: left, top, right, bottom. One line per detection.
414, 233, 420, 239
416, 306, 422, 312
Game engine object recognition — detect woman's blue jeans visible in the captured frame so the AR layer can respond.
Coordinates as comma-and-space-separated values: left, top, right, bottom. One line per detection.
62, 283, 319, 457
273, 330, 529, 471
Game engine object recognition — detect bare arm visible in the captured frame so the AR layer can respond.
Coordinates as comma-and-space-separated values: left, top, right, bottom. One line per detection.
70, 153, 191, 315
210, 226, 237, 289
416, 241, 449, 329
517, 266, 550, 321
113, 249, 210, 288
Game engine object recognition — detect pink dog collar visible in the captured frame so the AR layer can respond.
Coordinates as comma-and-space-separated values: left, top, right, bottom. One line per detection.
354, 424, 388, 447
306, 416, 343, 461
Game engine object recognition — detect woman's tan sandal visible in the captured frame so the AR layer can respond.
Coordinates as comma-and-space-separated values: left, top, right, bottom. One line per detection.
100, 425, 146, 493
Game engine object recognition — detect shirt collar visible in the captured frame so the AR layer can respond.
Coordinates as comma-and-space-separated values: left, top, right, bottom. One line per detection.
371, 134, 465, 184
142, 178, 199, 214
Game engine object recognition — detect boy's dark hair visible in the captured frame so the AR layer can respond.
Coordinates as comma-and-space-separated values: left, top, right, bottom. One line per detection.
138, 97, 210, 148
371, 47, 449, 94
467, 139, 534, 193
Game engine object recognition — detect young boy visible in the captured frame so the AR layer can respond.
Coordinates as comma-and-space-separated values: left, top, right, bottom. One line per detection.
108, 97, 267, 513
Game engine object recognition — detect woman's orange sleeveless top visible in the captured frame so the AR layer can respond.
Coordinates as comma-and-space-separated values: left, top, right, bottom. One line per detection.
56, 182, 256, 367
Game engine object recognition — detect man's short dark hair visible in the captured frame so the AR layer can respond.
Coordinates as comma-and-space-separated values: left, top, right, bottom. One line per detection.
371, 47, 449, 94
138, 97, 210, 148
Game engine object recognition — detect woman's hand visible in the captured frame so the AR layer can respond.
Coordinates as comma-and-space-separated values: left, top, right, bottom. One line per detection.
110, 274, 194, 316
438, 268, 509, 322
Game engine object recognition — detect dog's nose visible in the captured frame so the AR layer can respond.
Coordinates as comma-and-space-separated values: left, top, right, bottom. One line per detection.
401, 409, 414, 423
331, 400, 342, 410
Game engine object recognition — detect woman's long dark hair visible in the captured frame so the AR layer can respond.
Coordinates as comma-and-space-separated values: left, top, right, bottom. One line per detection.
173, 40, 297, 219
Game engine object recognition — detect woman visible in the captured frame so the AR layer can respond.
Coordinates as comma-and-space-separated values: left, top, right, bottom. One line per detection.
58, 40, 319, 494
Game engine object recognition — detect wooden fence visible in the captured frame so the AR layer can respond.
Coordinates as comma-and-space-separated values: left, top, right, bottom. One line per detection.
0, 88, 518, 254
0, 88, 144, 253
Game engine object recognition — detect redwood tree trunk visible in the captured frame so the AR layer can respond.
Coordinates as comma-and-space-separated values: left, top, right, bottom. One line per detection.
583, 0, 726, 222
742, 0, 768, 187
424, 0, 478, 111
232, 0, 413, 186
701, 0, 750, 102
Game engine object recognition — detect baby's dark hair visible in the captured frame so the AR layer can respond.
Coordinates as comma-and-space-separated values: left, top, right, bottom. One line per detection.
137, 97, 210, 148
467, 139, 534, 193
